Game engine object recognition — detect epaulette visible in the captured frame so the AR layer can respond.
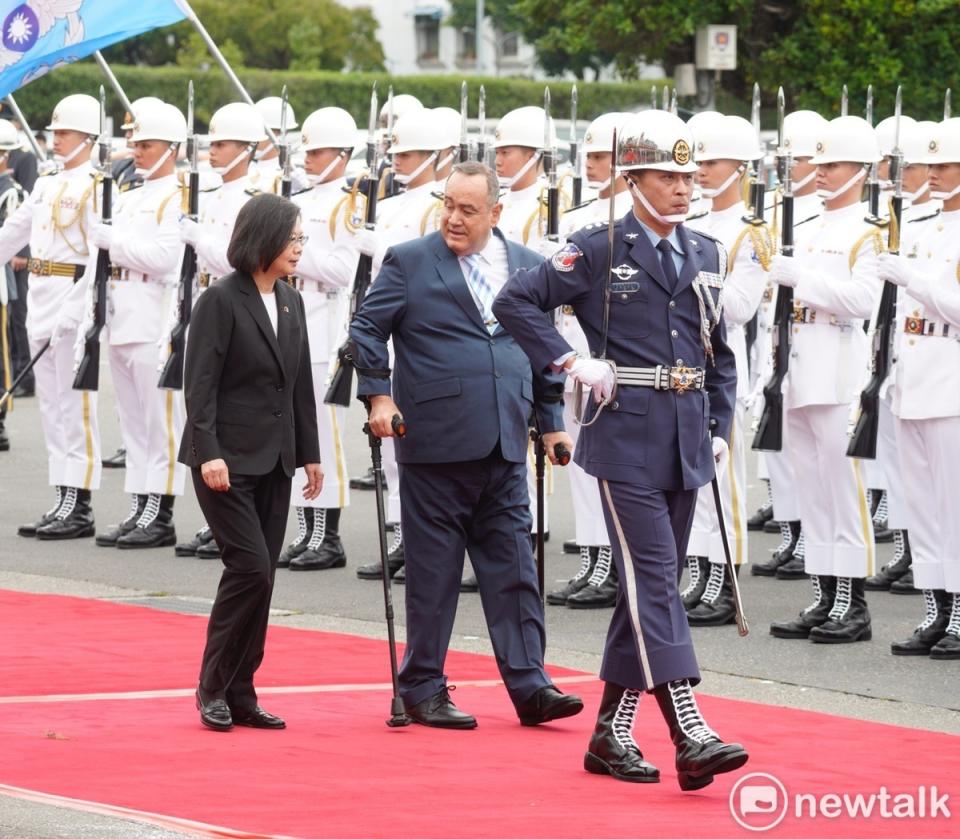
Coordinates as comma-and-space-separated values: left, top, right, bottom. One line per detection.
430, 189, 445, 201
864, 214, 890, 228
244, 187, 261, 197
578, 220, 610, 237
907, 208, 941, 223
686, 209, 709, 222
291, 186, 312, 197
37, 168, 56, 178
118, 180, 143, 193
741, 215, 766, 227
200, 185, 219, 193
565, 197, 597, 213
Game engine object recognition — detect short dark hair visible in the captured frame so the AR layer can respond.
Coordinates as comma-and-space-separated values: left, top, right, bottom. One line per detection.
227, 193, 300, 275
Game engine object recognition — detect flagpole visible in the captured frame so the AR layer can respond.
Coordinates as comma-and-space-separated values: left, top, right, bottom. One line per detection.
93, 51, 134, 114
178, 0, 279, 150
4, 95, 46, 161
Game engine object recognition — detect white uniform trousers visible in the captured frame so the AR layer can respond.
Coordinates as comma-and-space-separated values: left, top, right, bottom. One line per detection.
875, 397, 907, 529
562, 392, 609, 546
31, 330, 101, 490
786, 403, 875, 578
108, 342, 185, 497
688, 400, 748, 566
895, 416, 960, 593
767, 447, 802, 522
525, 441, 549, 537
292, 361, 350, 510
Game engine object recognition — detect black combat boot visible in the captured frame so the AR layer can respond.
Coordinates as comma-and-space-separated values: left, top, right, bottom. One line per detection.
101, 447, 126, 469
95, 494, 146, 547
277, 507, 313, 568
356, 524, 404, 579
653, 679, 748, 791
290, 509, 347, 570
681, 555, 710, 609
865, 529, 912, 590
929, 593, 960, 660
117, 494, 176, 549
891, 590, 950, 655
36, 487, 95, 540
872, 490, 893, 542
349, 466, 382, 490
775, 528, 808, 579
686, 563, 738, 626
562, 539, 579, 555
567, 546, 618, 609
770, 575, 836, 639
0, 415, 9, 451
752, 520, 801, 577
890, 567, 922, 595
18, 486, 63, 537
583, 682, 660, 783
175, 524, 214, 557
196, 537, 221, 559
808, 577, 872, 643
547, 546, 598, 606
747, 482, 773, 531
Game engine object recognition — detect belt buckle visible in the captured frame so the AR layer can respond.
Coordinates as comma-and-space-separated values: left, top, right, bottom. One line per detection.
198, 273, 210, 288
792, 302, 804, 323
905, 317, 923, 335
670, 366, 697, 393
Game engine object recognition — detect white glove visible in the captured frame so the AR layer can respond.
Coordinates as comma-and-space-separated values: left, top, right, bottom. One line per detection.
179, 216, 201, 247
712, 436, 729, 478
88, 221, 112, 252
354, 227, 377, 257
537, 236, 563, 259
567, 357, 616, 403
156, 335, 171, 370
877, 252, 919, 288
49, 317, 77, 348
769, 254, 800, 288
37, 159, 58, 176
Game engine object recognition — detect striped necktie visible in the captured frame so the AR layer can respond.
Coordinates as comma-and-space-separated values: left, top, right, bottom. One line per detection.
464, 254, 498, 334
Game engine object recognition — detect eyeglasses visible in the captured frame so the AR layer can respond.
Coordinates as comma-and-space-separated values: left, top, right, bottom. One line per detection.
288, 234, 309, 246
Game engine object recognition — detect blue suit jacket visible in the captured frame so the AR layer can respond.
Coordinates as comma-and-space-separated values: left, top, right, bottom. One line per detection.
350, 229, 565, 464
493, 211, 737, 491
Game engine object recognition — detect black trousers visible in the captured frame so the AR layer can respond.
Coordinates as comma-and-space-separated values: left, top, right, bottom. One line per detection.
9, 266, 31, 387
193, 460, 291, 712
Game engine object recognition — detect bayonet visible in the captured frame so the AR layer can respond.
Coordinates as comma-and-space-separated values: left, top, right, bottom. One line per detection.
841, 84, 848, 116
366, 82, 378, 171
670, 87, 678, 116
570, 85, 581, 205
661, 84, 669, 111
279, 84, 292, 197
97, 85, 110, 174
865, 84, 874, 126
459, 80, 469, 163
750, 83, 764, 219
945, 88, 952, 120
186, 80, 196, 174
543, 87, 559, 241
477, 85, 486, 163
651, 86, 657, 110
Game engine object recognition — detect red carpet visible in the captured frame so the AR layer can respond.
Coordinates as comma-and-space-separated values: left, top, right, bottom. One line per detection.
0, 590, 957, 838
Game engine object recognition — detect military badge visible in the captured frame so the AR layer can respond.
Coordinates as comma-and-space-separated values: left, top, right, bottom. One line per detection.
672, 139, 691, 166
929, 139, 939, 154
552, 242, 583, 272
611, 264, 639, 281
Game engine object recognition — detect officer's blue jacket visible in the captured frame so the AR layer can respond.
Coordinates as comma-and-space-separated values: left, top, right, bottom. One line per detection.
493, 210, 737, 491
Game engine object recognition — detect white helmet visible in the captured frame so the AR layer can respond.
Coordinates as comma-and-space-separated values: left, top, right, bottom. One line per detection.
46, 94, 99, 135
916, 118, 960, 164
694, 114, 763, 162
129, 102, 187, 144
685, 110, 723, 146
492, 106, 557, 150
783, 110, 829, 158
379, 93, 424, 128
255, 96, 298, 132
582, 112, 630, 154
301, 107, 357, 151
810, 116, 881, 165
388, 110, 450, 153
875, 114, 918, 158
431, 106, 461, 149
617, 110, 697, 173
121, 96, 165, 131
902, 120, 937, 166
0, 120, 20, 151
208, 102, 267, 144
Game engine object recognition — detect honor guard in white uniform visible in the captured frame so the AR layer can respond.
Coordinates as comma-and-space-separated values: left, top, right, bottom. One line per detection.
431, 107, 460, 183
276, 106, 359, 571
767, 116, 882, 644
545, 112, 633, 610
173, 101, 264, 559
251, 96, 309, 195
684, 115, 771, 625
373, 93, 424, 200
684, 111, 722, 222
0, 95, 103, 539
0, 119, 24, 452
353, 108, 445, 582
87, 101, 188, 549
877, 117, 960, 658
749, 110, 827, 580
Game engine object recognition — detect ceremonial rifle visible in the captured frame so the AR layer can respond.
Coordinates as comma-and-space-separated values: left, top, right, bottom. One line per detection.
5, 95, 46, 162
72, 87, 112, 392
848, 86, 904, 460
752, 88, 793, 452
325, 85, 381, 407
279, 85, 292, 199
749, 84, 765, 219
945, 88, 952, 120
476, 85, 487, 164
158, 81, 199, 391
661, 85, 669, 111
841, 84, 849, 116
865, 85, 880, 218
650, 86, 657, 110
569, 85, 582, 206
458, 81, 470, 163
543, 88, 559, 241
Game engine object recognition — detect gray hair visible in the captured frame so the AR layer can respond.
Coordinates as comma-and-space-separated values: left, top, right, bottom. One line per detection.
448, 161, 500, 207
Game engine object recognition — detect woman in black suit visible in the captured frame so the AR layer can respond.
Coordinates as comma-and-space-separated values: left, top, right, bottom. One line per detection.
179, 193, 323, 732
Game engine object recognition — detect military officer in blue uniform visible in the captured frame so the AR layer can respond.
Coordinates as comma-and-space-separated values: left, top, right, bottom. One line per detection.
494, 111, 748, 790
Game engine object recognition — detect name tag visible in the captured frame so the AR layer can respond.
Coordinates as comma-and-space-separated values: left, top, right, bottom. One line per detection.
610, 281, 640, 293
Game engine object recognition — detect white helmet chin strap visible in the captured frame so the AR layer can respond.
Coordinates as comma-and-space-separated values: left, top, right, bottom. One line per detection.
393, 151, 438, 185
212, 146, 253, 177
436, 151, 455, 173
587, 177, 611, 192
54, 136, 93, 166
498, 151, 542, 189
627, 175, 687, 225
901, 181, 930, 204
792, 168, 817, 191
816, 167, 867, 201
698, 164, 744, 199
931, 182, 960, 201
135, 144, 176, 179
306, 150, 347, 186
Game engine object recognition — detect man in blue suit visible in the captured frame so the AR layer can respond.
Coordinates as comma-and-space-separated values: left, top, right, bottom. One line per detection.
494, 111, 748, 790
350, 161, 583, 729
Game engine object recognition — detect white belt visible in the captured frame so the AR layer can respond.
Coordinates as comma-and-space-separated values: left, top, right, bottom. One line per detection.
288, 276, 338, 297
615, 364, 705, 393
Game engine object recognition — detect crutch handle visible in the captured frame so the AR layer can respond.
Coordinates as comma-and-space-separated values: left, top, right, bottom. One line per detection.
553, 443, 571, 465
391, 414, 407, 438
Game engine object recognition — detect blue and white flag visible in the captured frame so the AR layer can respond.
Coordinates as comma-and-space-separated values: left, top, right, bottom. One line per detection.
0, 1, 189, 98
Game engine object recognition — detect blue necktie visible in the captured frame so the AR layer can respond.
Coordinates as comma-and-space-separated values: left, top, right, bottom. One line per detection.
464, 254, 498, 334
656, 238, 679, 291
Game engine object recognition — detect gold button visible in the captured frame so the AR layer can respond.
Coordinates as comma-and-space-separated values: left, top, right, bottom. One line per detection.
908, 339, 916, 346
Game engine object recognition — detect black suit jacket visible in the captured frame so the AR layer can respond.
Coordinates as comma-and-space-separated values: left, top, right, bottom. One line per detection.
178, 271, 321, 477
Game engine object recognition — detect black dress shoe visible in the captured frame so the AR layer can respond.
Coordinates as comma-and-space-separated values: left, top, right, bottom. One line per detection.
393, 564, 406, 584
175, 525, 213, 557
515, 685, 584, 726
196, 540, 222, 559
460, 574, 478, 593
406, 687, 477, 729
196, 690, 233, 731
232, 706, 286, 729
349, 467, 384, 490
357, 534, 403, 579
563, 539, 579, 555
101, 447, 126, 469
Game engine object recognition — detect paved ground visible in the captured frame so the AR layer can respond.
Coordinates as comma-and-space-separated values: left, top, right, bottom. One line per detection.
1, 373, 957, 836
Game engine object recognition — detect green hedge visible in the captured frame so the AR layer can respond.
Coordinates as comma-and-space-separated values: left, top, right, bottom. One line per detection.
13, 62, 665, 132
